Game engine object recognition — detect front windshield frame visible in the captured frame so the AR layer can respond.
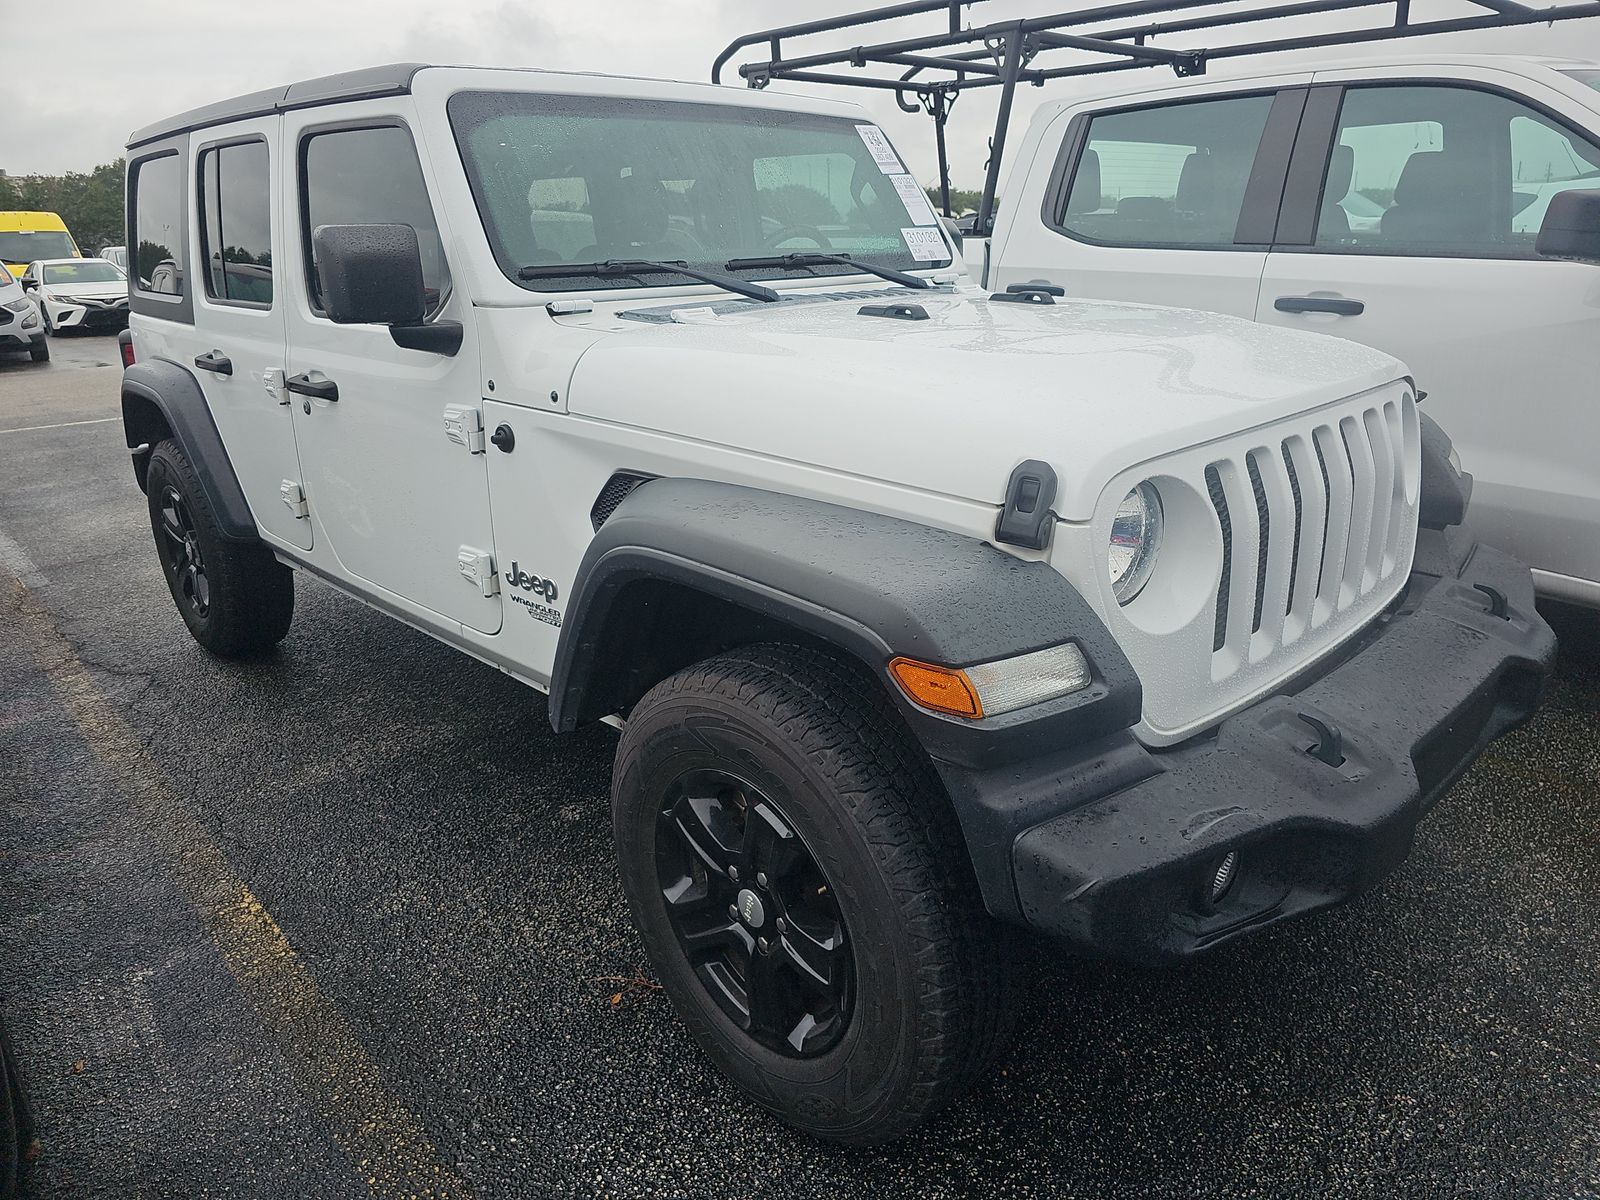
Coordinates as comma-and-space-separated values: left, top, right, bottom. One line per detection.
0, 230, 77, 264
43, 260, 126, 285
447, 90, 952, 294
1562, 68, 1600, 92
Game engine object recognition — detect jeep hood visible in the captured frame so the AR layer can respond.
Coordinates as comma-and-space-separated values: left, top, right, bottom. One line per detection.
565, 288, 1406, 521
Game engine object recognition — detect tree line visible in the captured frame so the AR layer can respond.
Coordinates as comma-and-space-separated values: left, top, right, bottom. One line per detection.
0, 161, 126, 254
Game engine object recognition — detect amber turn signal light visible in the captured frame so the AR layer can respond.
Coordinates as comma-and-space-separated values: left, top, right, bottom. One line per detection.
888, 657, 984, 719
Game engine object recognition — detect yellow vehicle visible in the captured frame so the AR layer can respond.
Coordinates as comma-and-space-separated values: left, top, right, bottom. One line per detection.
0, 211, 81, 278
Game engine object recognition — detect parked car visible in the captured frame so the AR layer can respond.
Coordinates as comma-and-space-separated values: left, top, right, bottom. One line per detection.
977, 53, 1600, 609
120, 62, 1552, 1144
1, 1014, 32, 1199
0, 269, 47, 361
20, 257, 129, 334
99, 244, 129, 273
0, 210, 80, 278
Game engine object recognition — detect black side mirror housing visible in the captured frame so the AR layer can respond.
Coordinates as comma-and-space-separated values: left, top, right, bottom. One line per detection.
313, 223, 428, 325
1536, 188, 1600, 264
311, 223, 462, 355
19, 278, 37, 291
939, 214, 964, 248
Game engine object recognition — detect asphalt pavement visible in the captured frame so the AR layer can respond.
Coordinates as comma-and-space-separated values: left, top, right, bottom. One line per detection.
1, 332, 1597, 1199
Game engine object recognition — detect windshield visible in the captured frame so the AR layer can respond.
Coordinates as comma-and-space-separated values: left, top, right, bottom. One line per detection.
1562, 69, 1600, 91
43, 261, 125, 285
0, 230, 76, 263
448, 91, 950, 292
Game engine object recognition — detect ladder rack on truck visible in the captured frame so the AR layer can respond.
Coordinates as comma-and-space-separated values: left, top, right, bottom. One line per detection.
713, 0, 1600, 234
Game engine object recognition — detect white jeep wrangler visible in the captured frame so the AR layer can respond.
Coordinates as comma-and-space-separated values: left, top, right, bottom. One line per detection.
120, 63, 1555, 1145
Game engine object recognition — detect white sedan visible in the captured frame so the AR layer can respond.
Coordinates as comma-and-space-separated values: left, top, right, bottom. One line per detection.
20, 258, 129, 334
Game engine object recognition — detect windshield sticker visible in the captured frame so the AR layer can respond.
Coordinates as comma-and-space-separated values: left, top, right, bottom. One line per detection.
900, 226, 947, 262
855, 124, 904, 172
887, 174, 938, 226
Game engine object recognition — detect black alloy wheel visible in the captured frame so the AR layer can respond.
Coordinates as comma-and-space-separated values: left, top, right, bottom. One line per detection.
657, 769, 852, 1058
156, 484, 211, 618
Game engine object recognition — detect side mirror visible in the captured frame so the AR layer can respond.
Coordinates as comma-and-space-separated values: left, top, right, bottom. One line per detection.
313, 223, 427, 325
939, 214, 964, 248
1537, 188, 1600, 264
312, 223, 462, 355
19, 278, 37, 291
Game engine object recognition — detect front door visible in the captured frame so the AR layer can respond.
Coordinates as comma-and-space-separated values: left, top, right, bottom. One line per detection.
1257, 74, 1600, 592
184, 120, 311, 551
280, 103, 501, 634
992, 83, 1311, 318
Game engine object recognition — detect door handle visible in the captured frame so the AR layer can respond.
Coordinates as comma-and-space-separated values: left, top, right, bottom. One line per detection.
1274, 295, 1365, 316
194, 350, 233, 376
285, 373, 338, 402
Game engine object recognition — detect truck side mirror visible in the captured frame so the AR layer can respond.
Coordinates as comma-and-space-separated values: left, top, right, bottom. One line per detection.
939, 215, 964, 248
312, 223, 427, 325
1536, 189, 1600, 264
311, 223, 462, 355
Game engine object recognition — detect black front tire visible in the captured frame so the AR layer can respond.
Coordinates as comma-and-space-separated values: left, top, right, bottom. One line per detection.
612, 644, 1021, 1145
145, 439, 294, 656
27, 337, 47, 363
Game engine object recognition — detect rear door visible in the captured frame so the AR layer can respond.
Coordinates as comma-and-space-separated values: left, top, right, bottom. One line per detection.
280, 103, 501, 635
1256, 71, 1600, 592
991, 79, 1312, 317
188, 121, 311, 551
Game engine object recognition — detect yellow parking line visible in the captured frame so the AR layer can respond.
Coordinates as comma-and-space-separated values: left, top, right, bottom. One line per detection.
8, 578, 471, 1200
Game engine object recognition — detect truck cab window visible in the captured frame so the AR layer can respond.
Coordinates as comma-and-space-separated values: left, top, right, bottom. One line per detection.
1314, 84, 1600, 257
1059, 94, 1275, 248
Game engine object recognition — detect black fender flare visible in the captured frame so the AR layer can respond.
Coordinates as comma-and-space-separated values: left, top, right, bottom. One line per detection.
1417, 409, 1473, 531
549, 479, 1142, 771
121, 358, 259, 542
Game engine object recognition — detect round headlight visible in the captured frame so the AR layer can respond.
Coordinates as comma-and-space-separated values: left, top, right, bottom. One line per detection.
1109, 481, 1163, 605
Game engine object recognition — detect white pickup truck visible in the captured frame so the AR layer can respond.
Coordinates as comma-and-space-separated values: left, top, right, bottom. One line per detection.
121, 62, 1553, 1144
971, 52, 1600, 608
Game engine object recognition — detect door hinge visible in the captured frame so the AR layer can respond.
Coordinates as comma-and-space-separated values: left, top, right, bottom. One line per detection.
458, 546, 499, 597
263, 367, 287, 405
444, 404, 486, 454
280, 480, 310, 519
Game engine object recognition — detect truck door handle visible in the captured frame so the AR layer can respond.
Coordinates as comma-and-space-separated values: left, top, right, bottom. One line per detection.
194, 350, 233, 376
285, 373, 338, 402
1274, 295, 1364, 316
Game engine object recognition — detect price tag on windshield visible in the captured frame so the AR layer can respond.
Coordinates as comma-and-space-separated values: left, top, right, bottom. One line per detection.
887, 175, 938, 226
900, 226, 947, 262
855, 124, 904, 172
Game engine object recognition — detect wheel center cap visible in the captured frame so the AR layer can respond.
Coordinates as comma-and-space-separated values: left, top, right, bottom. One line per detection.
735, 888, 766, 929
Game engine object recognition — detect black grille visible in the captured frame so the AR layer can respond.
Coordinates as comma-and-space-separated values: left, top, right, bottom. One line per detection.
1281, 444, 1304, 616
1247, 452, 1270, 634
590, 472, 655, 531
1205, 464, 1231, 653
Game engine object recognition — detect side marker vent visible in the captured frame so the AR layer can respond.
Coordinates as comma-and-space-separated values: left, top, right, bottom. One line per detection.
590, 472, 657, 531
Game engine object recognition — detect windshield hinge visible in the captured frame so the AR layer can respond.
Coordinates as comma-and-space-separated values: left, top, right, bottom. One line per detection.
444, 404, 486, 454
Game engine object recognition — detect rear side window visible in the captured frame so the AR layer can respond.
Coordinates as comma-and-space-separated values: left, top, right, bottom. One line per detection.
299, 124, 450, 315
1059, 95, 1276, 248
199, 140, 273, 305
131, 152, 185, 295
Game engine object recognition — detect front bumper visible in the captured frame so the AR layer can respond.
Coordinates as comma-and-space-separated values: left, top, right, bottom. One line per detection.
0, 303, 42, 348
1005, 531, 1554, 965
47, 298, 128, 330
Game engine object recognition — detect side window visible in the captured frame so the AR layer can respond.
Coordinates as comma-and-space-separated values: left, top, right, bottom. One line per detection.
1059, 94, 1276, 248
131, 152, 185, 295
300, 124, 450, 315
199, 140, 273, 305
1314, 84, 1600, 256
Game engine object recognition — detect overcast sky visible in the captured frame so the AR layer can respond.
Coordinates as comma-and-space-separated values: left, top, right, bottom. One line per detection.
6, 0, 1600, 188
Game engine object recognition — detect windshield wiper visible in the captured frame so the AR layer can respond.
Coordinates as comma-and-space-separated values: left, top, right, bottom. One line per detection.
723, 252, 932, 290
516, 258, 778, 304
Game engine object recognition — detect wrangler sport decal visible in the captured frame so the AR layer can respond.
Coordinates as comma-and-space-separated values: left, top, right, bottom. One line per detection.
504, 561, 562, 627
